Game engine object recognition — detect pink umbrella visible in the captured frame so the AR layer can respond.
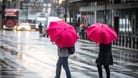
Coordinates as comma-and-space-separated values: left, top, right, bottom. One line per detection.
46, 21, 67, 41
86, 23, 118, 44
46, 20, 78, 48
54, 28, 78, 48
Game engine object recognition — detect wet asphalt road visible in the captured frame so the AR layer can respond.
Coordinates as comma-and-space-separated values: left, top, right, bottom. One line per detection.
0, 30, 138, 78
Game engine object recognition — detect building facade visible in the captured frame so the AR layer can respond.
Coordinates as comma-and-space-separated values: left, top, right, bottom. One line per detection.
68, 0, 138, 50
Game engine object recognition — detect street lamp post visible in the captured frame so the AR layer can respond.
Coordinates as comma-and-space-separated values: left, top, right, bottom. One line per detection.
1, 0, 6, 29
25, 6, 28, 21
104, 0, 107, 24
64, 0, 68, 22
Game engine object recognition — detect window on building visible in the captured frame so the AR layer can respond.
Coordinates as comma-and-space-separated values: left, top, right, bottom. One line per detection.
119, 18, 132, 32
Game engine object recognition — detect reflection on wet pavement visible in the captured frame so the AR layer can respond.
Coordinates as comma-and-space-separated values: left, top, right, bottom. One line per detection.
0, 71, 41, 78
0, 31, 138, 78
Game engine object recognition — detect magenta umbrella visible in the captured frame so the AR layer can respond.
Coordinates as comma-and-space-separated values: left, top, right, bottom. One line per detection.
46, 20, 67, 41
46, 20, 78, 48
86, 23, 118, 44
54, 28, 78, 48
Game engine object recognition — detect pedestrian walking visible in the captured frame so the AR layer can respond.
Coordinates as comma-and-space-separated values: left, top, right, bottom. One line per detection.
86, 23, 117, 78
96, 43, 113, 78
79, 23, 86, 39
46, 20, 78, 78
55, 47, 71, 78
38, 23, 43, 37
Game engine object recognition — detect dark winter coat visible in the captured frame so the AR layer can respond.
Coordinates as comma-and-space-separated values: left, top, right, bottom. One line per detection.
96, 43, 113, 65
38, 24, 43, 33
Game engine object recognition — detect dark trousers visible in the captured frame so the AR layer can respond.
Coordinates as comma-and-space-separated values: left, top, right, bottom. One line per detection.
97, 65, 110, 78
55, 57, 71, 78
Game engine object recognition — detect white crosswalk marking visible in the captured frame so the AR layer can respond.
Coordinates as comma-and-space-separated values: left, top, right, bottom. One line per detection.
0, 31, 137, 78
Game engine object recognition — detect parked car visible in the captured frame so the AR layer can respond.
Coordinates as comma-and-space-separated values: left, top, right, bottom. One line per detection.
17, 23, 31, 31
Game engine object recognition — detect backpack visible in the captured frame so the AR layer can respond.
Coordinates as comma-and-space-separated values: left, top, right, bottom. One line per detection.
68, 46, 75, 55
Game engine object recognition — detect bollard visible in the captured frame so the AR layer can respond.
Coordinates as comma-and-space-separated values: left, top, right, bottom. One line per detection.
122, 36, 125, 47
136, 37, 138, 49
129, 36, 131, 48
130, 36, 133, 48
124, 36, 126, 47
135, 37, 137, 49
133, 37, 135, 49
118, 36, 120, 45
120, 36, 122, 46
126, 36, 129, 48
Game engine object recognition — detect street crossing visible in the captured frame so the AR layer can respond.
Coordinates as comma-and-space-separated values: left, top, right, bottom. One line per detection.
0, 31, 138, 78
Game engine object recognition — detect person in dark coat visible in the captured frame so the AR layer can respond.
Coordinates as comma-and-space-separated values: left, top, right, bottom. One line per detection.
38, 23, 43, 37
96, 43, 113, 78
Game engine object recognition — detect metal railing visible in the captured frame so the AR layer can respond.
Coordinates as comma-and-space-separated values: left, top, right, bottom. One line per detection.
113, 35, 138, 50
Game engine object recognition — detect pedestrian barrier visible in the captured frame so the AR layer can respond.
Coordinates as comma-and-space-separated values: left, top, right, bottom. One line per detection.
113, 35, 138, 50
113, 48, 138, 63
79, 39, 138, 63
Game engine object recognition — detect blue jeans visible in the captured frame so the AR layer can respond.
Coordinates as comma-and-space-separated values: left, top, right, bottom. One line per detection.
55, 57, 71, 78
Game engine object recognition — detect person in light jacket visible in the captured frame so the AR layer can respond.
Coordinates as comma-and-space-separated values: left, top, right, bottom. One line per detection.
55, 47, 71, 78
96, 43, 113, 78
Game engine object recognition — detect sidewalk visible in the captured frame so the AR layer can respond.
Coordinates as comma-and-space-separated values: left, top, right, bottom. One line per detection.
78, 39, 138, 69
78, 39, 138, 62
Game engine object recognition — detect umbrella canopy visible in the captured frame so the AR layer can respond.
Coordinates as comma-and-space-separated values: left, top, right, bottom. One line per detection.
54, 28, 78, 48
86, 23, 118, 44
46, 21, 66, 41
46, 20, 78, 48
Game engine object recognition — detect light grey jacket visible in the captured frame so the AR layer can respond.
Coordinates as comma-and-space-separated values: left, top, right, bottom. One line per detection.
58, 47, 70, 57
